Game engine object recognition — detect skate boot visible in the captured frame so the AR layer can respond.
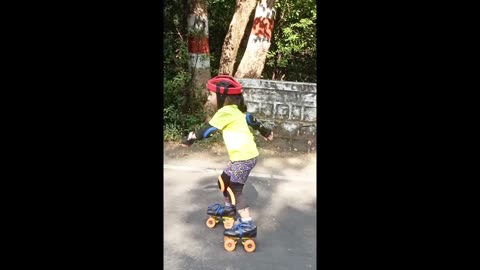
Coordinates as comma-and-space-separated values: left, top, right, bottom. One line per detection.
223, 219, 257, 252
205, 203, 236, 229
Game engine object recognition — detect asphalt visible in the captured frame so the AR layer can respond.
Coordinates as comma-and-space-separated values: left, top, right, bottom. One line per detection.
163, 153, 317, 270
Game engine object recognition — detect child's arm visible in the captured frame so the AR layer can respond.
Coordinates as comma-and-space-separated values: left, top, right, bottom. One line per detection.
245, 113, 273, 141
181, 123, 219, 147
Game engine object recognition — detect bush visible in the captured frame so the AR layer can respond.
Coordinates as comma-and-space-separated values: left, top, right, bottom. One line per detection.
163, 70, 208, 141
163, 0, 216, 143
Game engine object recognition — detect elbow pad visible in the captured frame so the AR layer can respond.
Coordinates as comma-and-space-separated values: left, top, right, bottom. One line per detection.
195, 124, 218, 140
246, 113, 260, 128
246, 113, 271, 137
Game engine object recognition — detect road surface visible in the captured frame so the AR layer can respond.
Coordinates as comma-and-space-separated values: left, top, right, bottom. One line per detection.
163, 149, 317, 270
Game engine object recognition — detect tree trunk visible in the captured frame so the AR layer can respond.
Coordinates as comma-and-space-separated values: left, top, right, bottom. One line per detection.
234, 0, 276, 79
218, 0, 257, 76
187, 0, 211, 94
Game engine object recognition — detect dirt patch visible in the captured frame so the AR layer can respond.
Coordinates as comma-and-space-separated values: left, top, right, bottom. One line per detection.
163, 139, 316, 162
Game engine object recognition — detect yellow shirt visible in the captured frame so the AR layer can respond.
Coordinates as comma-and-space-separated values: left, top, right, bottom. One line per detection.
209, 105, 259, 161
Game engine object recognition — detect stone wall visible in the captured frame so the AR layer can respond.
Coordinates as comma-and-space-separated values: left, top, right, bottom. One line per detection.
237, 78, 317, 153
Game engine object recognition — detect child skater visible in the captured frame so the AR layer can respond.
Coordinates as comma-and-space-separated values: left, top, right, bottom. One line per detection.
181, 75, 273, 248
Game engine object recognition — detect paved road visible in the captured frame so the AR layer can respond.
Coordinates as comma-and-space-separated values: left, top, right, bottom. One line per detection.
164, 163, 317, 270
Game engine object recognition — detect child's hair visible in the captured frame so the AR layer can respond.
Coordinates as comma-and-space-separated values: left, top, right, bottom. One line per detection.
224, 94, 247, 113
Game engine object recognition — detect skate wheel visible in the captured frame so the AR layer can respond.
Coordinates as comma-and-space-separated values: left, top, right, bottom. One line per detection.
224, 219, 234, 229
244, 239, 256, 253
224, 238, 236, 252
206, 217, 216, 228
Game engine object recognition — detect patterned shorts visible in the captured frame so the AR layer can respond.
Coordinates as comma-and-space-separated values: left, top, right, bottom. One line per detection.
224, 157, 257, 184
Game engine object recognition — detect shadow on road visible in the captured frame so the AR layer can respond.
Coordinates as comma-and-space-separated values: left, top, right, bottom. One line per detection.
164, 172, 317, 270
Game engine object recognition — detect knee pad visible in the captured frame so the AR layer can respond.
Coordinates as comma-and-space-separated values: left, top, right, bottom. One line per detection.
218, 172, 236, 205
217, 172, 230, 192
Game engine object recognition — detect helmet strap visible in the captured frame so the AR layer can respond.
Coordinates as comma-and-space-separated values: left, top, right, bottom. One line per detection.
216, 83, 229, 109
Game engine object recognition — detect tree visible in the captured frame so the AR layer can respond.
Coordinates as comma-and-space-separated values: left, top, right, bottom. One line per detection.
207, 0, 316, 82
234, 0, 276, 78
164, 0, 207, 140
187, 0, 211, 94
218, 0, 257, 75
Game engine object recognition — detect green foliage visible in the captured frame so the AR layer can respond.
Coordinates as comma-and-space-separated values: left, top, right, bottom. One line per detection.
265, 0, 317, 82
187, 28, 207, 38
163, 67, 208, 141
163, 0, 208, 142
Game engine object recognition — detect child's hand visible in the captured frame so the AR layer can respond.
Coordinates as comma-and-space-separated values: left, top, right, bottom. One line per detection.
181, 132, 196, 147
264, 131, 273, 141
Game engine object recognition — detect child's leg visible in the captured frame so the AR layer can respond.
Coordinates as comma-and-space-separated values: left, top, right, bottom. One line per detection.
223, 157, 257, 221
222, 169, 258, 241
222, 159, 259, 240
224, 195, 232, 206
238, 207, 250, 219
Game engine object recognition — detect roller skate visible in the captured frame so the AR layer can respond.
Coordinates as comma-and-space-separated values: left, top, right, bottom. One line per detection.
205, 203, 236, 229
223, 218, 257, 252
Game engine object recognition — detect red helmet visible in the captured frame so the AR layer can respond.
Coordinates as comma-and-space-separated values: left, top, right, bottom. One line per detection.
206, 75, 242, 95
